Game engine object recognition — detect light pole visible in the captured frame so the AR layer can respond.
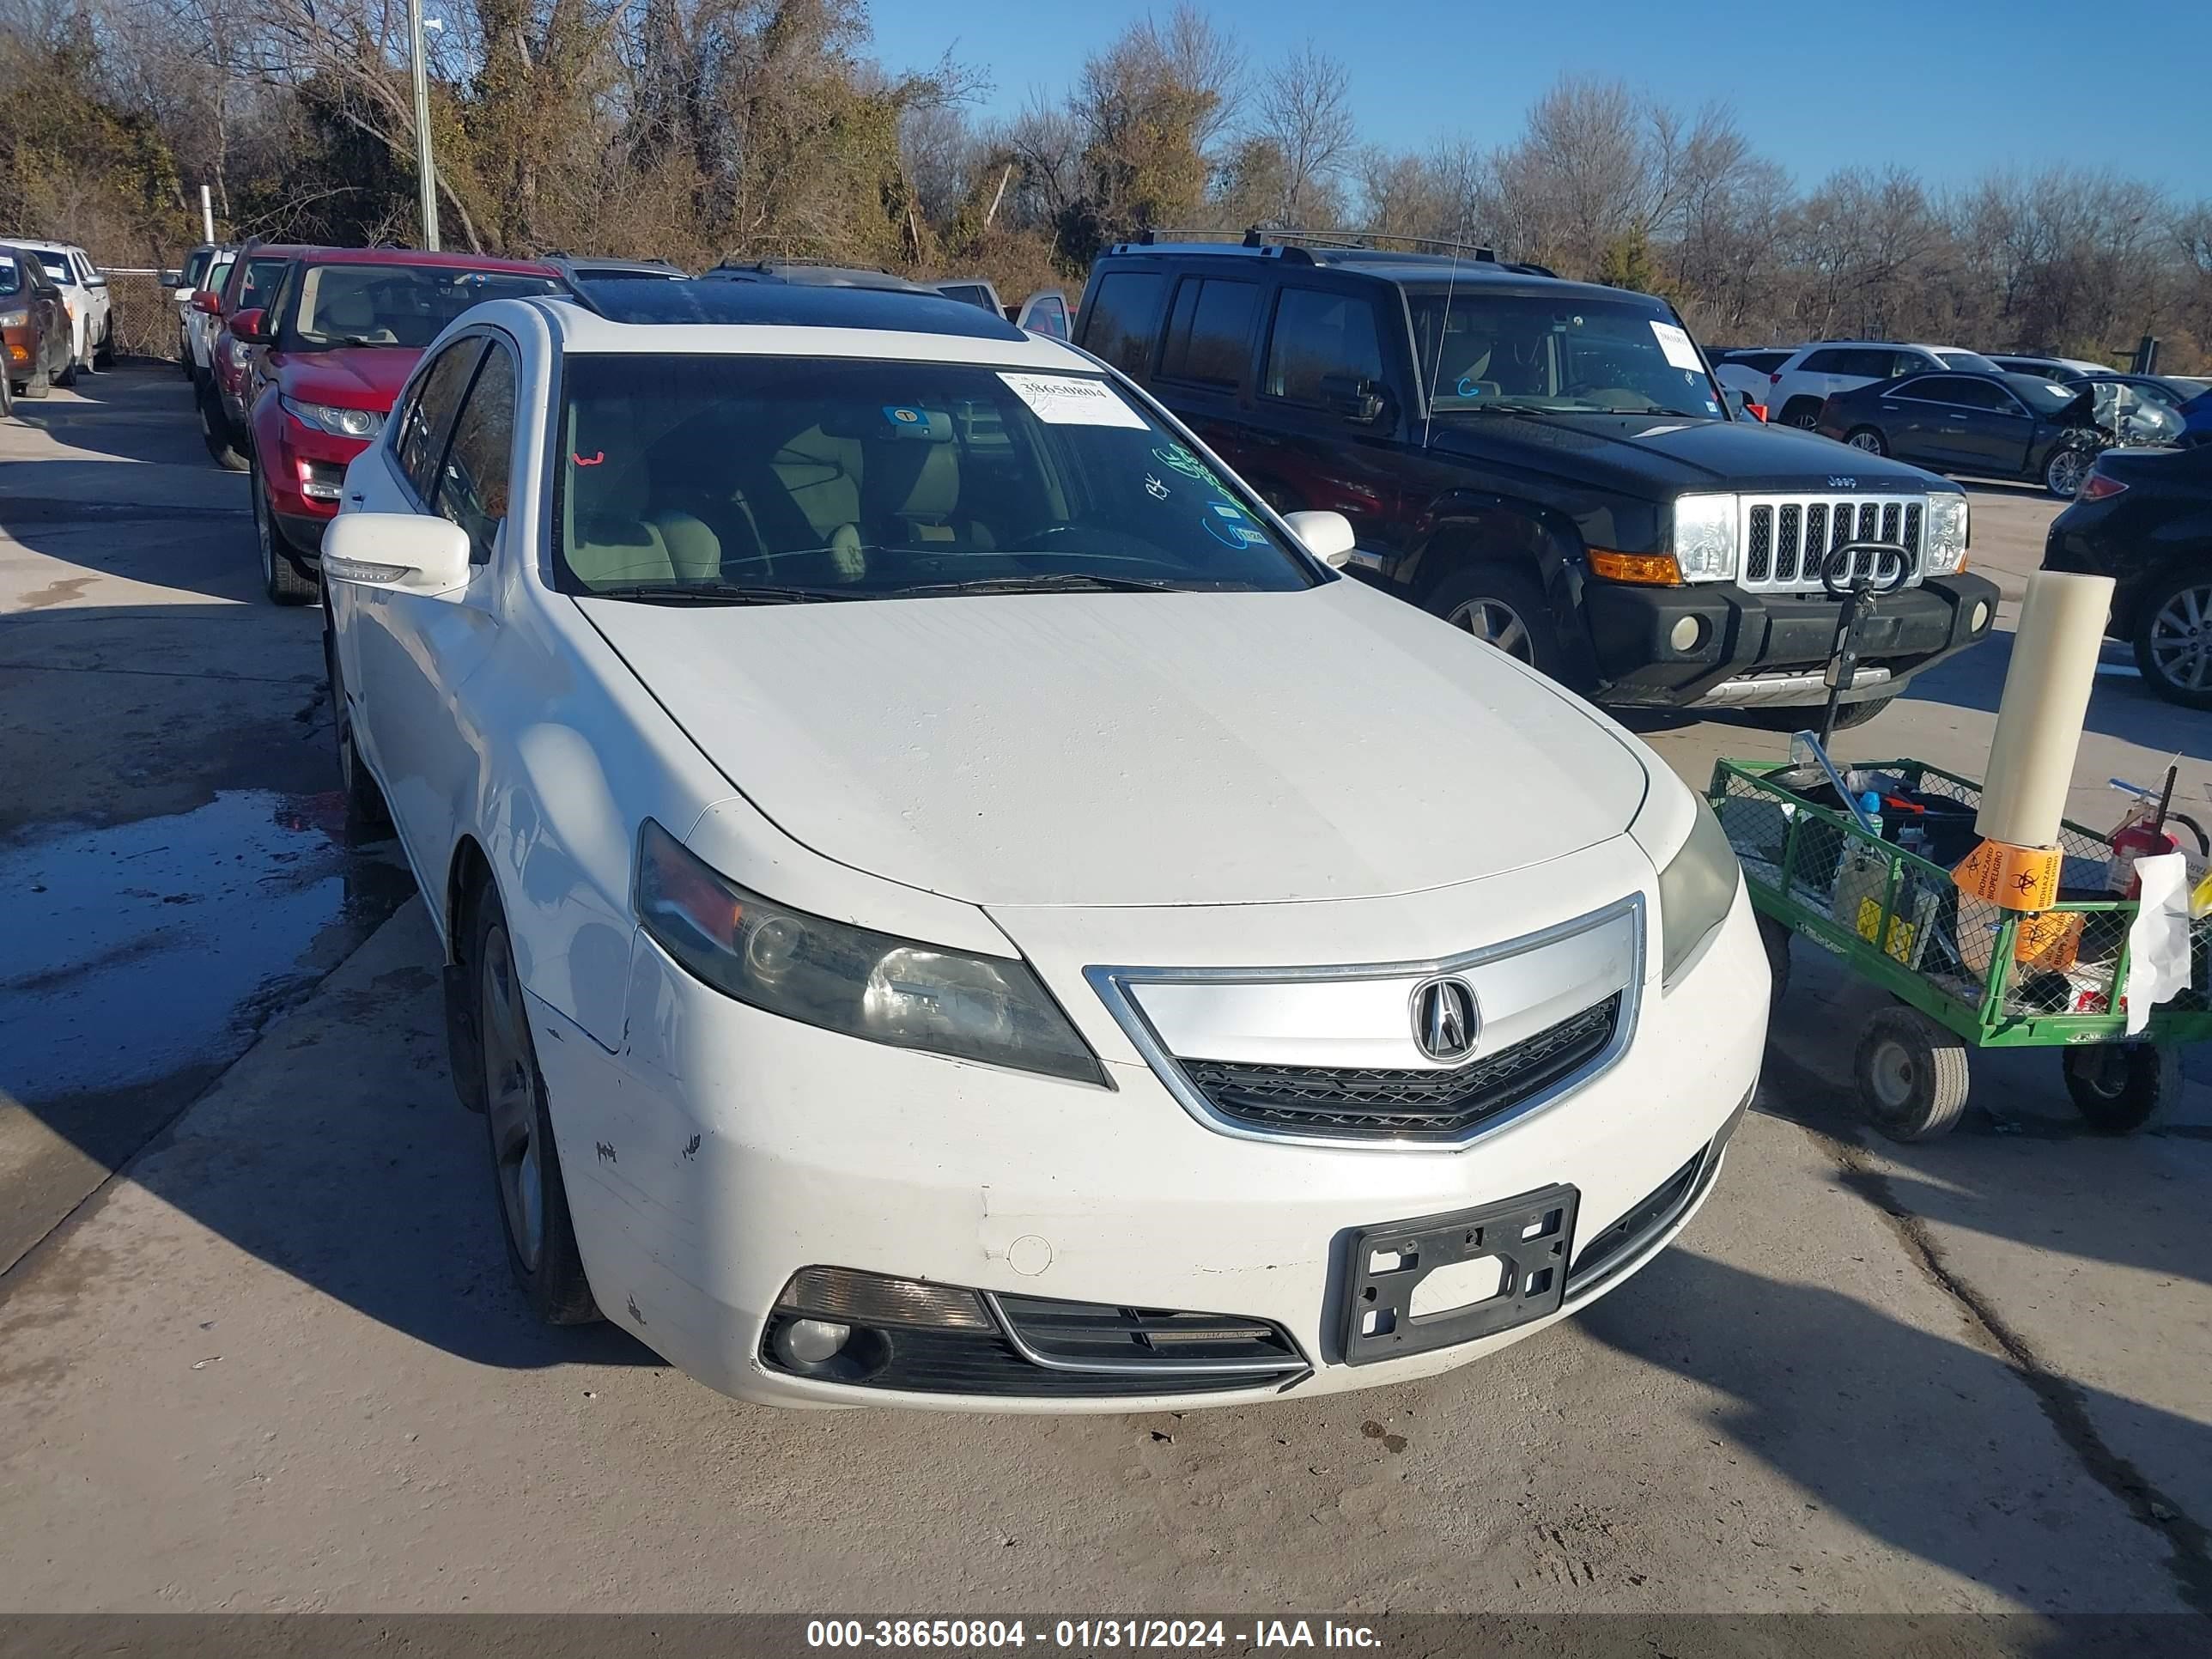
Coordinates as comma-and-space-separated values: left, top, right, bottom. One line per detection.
407, 0, 440, 250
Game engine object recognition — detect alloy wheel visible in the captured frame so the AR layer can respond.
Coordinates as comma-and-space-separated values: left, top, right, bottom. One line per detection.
2047, 448, 2090, 498
2148, 585, 2212, 694
1848, 431, 1883, 453
480, 922, 546, 1272
1448, 597, 1534, 663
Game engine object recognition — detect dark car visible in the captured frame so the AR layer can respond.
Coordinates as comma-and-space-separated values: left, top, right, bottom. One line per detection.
2045, 444, 2212, 706
244, 247, 564, 604
0, 243, 71, 407
1077, 234, 1995, 726
1813, 370, 2129, 498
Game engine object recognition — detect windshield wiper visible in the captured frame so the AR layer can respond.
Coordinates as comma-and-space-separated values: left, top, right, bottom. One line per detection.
885, 572, 1203, 598
577, 582, 863, 605
1592, 404, 1710, 417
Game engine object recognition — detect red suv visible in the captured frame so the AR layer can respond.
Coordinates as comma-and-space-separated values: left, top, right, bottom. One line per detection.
199, 243, 311, 470
243, 247, 563, 604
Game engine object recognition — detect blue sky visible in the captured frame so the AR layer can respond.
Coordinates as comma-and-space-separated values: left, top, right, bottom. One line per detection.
873, 0, 2211, 199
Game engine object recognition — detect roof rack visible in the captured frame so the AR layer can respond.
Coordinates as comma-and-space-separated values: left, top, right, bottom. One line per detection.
1137, 226, 1502, 263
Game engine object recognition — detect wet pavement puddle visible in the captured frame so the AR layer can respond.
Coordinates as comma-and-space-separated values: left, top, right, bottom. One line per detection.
0, 791, 413, 1103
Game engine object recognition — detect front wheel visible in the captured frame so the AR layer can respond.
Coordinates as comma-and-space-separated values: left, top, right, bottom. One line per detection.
200, 382, 248, 471
1844, 427, 1888, 456
1779, 398, 1824, 429
323, 600, 390, 830
2131, 569, 2212, 708
94, 318, 114, 369
2060, 1045, 2179, 1135
253, 461, 319, 606
1426, 565, 1564, 676
468, 884, 601, 1325
2045, 444, 2093, 500
1855, 1006, 1970, 1142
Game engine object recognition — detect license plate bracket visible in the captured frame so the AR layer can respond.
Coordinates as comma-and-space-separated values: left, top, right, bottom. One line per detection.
1338, 1185, 1578, 1365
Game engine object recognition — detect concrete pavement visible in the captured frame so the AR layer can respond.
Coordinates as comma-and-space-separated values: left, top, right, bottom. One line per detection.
3, 376, 2209, 1620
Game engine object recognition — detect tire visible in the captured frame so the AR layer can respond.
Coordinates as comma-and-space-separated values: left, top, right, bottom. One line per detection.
94, 319, 113, 369
322, 599, 390, 830
23, 349, 49, 399
1759, 915, 1791, 1004
1780, 398, 1825, 429
2130, 569, 2212, 709
200, 382, 248, 471
2044, 444, 2093, 500
1737, 692, 1898, 733
1844, 427, 1887, 456
1855, 1006, 1971, 1142
2061, 1045, 2179, 1135
466, 882, 601, 1325
0, 366, 11, 420
1426, 565, 1565, 676
253, 459, 319, 605
54, 356, 76, 389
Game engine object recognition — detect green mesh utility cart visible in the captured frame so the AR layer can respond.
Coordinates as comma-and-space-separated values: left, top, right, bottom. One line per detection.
1711, 756, 2212, 1141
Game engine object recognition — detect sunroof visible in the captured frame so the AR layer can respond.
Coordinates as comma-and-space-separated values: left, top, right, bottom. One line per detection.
565, 278, 1026, 341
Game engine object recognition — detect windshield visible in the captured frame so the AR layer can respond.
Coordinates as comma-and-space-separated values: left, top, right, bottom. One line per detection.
281, 263, 560, 350
182, 248, 213, 288
0, 258, 20, 297
1935, 349, 2002, 373
204, 258, 234, 299
230, 255, 290, 313
35, 254, 70, 285
556, 356, 1319, 600
2005, 375, 2084, 416
1409, 290, 1724, 418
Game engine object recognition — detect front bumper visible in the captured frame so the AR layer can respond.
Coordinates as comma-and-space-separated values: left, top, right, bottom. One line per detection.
255, 413, 370, 560
1583, 571, 2000, 708
525, 860, 1769, 1413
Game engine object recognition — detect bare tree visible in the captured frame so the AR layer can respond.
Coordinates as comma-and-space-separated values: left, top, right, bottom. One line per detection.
1250, 40, 1352, 227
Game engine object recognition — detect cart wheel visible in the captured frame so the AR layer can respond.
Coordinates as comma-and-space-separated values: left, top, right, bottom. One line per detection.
1759, 915, 1790, 1004
2060, 1045, 2180, 1135
1855, 1007, 1971, 1142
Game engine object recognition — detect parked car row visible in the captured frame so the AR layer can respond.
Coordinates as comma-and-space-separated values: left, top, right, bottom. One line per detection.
1711, 337, 2207, 497
0, 234, 112, 404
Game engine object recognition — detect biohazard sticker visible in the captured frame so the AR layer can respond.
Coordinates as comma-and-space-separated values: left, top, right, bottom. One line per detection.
998, 373, 1147, 428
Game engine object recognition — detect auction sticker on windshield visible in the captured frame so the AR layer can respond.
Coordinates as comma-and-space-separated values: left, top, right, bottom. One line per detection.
999, 372, 1148, 428
1649, 321, 1704, 373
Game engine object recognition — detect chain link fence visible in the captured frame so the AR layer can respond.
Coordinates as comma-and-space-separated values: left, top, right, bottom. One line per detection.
102, 270, 182, 362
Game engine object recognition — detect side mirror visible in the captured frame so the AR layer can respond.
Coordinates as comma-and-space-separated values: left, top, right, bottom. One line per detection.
191, 289, 223, 315
230, 307, 266, 342
160, 270, 183, 288
1319, 373, 1388, 424
1284, 509, 1357, 569
322, 513, 473, 594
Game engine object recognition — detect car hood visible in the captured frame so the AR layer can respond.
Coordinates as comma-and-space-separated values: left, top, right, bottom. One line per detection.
1429, 411, 1938, 494
579, 580, 1651, 908
273, 345, 421, 410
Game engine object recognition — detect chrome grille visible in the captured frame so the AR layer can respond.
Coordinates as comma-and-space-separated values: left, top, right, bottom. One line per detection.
1738, 494, 1925, 593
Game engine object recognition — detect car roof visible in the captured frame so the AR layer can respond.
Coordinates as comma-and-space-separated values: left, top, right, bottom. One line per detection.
702, 260, 933, 293
292, 245, 558, 276
520, 284, 1084, 369
546, 255, 685, 278
1099, 241, 1622, 302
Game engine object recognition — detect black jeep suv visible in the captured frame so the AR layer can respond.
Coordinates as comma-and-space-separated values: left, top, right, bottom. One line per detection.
1076, 235, 1998, 724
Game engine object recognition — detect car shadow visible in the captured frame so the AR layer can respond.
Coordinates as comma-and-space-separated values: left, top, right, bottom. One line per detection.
1898, 624, 2197, 753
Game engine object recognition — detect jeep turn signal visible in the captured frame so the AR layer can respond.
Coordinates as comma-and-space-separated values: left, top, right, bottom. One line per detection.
1589, 550, 1683, 586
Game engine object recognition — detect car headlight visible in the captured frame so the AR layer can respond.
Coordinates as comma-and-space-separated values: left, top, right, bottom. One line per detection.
226, 338, 249, 368
282, 396, 385, 439
635, 819, 1103, 1084
1923, 491, 1969, 574
1671, 493, 1739, 583
1656, 791, 1741, 984
0, 308, 26, 329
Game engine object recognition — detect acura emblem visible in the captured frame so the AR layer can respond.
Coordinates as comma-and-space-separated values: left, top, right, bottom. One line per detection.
1411, 976, 1480, 1064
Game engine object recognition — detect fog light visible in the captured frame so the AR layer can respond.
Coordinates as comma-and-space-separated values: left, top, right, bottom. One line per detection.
1668, 615, 1705, 653
775, 1316, 853, 1367
1971, 600, 1990, 633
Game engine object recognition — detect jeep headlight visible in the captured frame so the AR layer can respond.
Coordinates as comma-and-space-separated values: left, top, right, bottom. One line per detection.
1657, 792, 1741, 985
1923, 491, 1969, 574
1671, 493, 1739, 583
635, 818, 1104, 1085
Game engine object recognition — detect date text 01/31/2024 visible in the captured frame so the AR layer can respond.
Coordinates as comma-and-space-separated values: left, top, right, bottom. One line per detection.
805, 1620, 1382, 1650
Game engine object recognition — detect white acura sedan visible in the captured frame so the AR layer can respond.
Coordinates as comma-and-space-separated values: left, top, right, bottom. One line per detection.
321, 278, 1766, 1411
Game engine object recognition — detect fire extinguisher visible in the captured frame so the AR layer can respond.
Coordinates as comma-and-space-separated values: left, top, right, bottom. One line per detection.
2107, 767, 2208, 898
